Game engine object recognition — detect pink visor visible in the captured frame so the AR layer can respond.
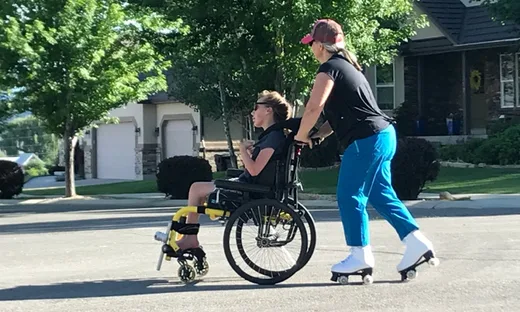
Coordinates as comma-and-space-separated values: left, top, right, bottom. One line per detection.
300, 34, 314, 44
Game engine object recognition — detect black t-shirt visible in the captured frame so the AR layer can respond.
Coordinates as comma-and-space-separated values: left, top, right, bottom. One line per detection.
238, 128, 286, 183
317, 54, 392, 148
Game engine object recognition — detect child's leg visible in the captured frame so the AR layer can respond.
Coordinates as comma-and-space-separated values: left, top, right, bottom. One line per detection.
177, 182, 215, 249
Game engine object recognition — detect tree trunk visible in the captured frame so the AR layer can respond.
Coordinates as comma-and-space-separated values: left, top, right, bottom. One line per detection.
218, 80, 238, 168
247, 115, 254, 139
63, 130, 78, 198
274, 27, 285, 94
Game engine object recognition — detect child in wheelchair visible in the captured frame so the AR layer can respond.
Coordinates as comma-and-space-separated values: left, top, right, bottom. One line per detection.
175, 90, 293, 251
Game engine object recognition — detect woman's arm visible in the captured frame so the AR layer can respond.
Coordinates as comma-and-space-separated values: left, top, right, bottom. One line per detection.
295, 73, 335, 143
239, 145, 274, 176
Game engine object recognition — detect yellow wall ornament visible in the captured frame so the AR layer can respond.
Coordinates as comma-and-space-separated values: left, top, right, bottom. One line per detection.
470, 69, 482, 92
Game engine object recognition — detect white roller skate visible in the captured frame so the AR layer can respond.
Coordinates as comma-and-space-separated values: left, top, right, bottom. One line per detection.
397, 230, 439, 281
331, 245, 375, 285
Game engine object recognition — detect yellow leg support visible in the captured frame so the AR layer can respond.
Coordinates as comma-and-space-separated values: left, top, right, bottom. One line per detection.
165, 206, 231, 259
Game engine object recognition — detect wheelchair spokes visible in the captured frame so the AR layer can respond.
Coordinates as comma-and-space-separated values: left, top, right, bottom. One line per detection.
223, 199, 308, 285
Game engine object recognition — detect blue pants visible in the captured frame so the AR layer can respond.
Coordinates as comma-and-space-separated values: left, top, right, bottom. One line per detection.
337, 125, 419, 247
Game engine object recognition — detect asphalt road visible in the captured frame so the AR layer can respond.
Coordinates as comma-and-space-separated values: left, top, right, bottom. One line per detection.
1, 204, 519, 312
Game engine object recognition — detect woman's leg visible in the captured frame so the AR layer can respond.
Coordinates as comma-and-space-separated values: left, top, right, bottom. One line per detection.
176, 181, 215, 250
367, 125, 435, 272
332, 136, 383, 273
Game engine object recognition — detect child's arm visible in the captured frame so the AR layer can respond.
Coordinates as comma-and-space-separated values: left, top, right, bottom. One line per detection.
239, 141, 274, 177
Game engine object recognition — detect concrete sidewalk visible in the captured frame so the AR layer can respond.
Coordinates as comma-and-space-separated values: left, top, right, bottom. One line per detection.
1, 192, 519, 210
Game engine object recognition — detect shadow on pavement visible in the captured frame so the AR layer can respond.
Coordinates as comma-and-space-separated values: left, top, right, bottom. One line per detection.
0, 215, 225, 235
0, 277, 404, 301
0, 202, 179, 215
1, 207, 520, 235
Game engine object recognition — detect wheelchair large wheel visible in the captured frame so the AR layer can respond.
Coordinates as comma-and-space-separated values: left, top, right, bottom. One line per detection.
223, 199, 308, 285
287, 198, 317, 269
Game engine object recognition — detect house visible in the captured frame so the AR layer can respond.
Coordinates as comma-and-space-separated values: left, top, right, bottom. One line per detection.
363, 0, 520, 144
81, 89, 245, 180
0, 152, 43, 167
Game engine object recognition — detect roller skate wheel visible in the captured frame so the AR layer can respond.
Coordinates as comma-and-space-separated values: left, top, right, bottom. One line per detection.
195, 260, 209, 277
363, 275, 374, 285
406, 270, 417, 280
428, 257, 440, 267
338, 275, 349, 285
178, 264, 196, 284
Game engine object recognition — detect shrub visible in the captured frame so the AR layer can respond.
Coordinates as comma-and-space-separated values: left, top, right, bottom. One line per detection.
300, 135, 339, 168
438, 123, 520, 165
393, 100, 420, 137
24, 159, 48, 177
156, 155, 213, 199
479, 124, 520, 165
391, 137, 441, 200
0, 160, 24, 199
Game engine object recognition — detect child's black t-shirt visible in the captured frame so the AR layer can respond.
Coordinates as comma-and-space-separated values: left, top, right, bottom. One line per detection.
238, 128, 286, 183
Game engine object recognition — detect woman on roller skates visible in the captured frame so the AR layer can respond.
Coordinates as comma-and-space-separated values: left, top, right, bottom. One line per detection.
176, 90, 293, 250
294, 19, 439, 283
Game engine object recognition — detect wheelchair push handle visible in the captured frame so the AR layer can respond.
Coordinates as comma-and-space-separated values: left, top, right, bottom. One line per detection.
293, 127, 321, 148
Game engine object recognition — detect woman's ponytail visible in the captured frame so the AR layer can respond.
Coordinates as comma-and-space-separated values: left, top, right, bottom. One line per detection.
339, 48, 362, 72
322, 42, 363, 72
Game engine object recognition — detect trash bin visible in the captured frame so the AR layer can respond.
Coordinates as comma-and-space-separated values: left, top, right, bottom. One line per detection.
214, 154, 231, 172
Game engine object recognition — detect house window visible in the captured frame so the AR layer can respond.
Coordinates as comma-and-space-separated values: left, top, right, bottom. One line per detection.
500, 54, 515, 108
375, 63, 395, 110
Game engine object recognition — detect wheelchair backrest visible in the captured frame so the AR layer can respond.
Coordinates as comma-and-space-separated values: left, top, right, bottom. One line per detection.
248, 118, 304, 198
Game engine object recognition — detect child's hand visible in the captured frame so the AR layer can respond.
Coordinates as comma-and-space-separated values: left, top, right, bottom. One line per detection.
240, 139, 254, 149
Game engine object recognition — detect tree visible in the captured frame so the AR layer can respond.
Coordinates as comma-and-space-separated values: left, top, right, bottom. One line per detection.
0, 0, 176, 197
132, 0, 426, 164
0, 115, 60, 165
483, 0, 520, 25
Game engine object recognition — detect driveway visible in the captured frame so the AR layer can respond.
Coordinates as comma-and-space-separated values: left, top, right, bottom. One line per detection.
24, 176, 131, 190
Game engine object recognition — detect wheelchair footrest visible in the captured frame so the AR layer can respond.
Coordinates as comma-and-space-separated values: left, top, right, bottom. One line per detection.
171, 221, 200, 235
162, 244, 206, 261
214, 179, 271, 194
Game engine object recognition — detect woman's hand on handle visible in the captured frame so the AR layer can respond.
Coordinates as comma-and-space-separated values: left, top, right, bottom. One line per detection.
294, 133, 313, 149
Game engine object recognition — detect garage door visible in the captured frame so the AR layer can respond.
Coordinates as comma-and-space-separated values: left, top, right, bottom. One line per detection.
96, 123, 136, 179
165, 120, 194, 158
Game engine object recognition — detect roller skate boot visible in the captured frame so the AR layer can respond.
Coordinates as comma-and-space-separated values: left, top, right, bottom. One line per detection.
331, 246, 375, 285
397, 230, 439, 281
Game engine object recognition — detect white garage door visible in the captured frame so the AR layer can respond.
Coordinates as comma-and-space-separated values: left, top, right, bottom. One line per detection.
165, 120, 194, 158
97, 123, 136, 180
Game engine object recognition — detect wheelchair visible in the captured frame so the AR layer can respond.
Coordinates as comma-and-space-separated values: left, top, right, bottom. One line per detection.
153, 118, 318, 285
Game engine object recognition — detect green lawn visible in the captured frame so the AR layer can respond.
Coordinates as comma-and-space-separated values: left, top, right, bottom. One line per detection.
22, 167, 520, 196
300, 167, 520, 195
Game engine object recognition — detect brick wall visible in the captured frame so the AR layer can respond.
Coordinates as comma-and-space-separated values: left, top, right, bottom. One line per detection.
136, 144, 160, 178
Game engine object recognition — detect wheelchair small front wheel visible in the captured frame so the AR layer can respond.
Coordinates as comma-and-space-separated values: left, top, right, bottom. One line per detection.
223, 199, 308, 285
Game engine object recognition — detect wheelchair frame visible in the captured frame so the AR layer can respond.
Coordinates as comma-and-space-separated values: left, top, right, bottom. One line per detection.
153, 120, 317, 285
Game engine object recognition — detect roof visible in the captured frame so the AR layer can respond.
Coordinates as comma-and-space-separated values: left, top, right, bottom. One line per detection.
0, 153, 42, 166
401, 1, 520, 55
416, 0, 520, 44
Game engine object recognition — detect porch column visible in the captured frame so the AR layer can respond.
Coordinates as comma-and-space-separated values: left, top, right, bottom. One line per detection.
462, 51, 471, 135
418, 56, 423, 117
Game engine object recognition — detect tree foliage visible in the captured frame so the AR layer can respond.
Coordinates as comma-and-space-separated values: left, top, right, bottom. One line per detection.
483, 0, 520, 25
0, 115, 60, 165
0, 0, 176, 196
134, 0, 427, 115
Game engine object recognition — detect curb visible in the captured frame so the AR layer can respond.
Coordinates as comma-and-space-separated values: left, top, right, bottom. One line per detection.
2, 192, 519, 211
